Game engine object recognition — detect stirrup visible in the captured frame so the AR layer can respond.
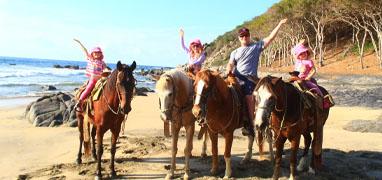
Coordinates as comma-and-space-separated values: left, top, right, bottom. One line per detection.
74, 102, 82, 112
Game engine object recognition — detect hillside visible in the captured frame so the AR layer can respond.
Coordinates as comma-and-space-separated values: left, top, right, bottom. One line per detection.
203, 0, 382, 75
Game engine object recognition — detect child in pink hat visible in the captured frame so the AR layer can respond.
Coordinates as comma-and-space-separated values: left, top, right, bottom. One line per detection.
179, 29, 206, 75
292, 41, 327, 107
73, 38, 108, 112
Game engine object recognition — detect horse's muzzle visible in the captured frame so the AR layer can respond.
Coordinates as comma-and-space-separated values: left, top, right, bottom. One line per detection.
192, 105, 202, 118
160, 110, 172, 121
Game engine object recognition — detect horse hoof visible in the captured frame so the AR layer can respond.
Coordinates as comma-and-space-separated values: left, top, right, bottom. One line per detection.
308, 167, 316, 174
201, 153, 207, 159
76, 159, 82, 165
210, 168, 218, 175
223, 175, 230, 179
110, 171, 117, 178
94, 176, 102, 180
165, 173, 173, 180
297, 156, 308, 172
183, 173, 190, 180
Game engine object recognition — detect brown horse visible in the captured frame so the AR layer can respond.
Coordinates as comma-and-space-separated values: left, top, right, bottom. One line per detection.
253, 76, 330, 180
76, 61, 136, 179
192, 69, 255, 179
156, 69, 196, 180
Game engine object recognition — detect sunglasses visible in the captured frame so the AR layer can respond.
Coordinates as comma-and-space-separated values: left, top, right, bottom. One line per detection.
239, 34, 249, 38
192, 44, 201, 47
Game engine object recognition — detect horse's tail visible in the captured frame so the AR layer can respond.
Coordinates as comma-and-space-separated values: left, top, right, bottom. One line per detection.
83, 113, 91, 157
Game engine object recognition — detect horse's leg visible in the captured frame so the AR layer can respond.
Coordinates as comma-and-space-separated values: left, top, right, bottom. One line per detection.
76, 115, 83, 164
257, 130, 265, 161
201, 129, 208, 158
183, 123, 195, 180
312, 110, 324, 172
273, 136, 287, 180
267, 128, 274, 163
289, 137, 301, 180
91, 125, 97, 161
95, 127, 104, 179
223, 132, 234, 179
164, 121, 171, 137
240, 134, 254, 164
165, 122, 180, 180
110, 126, 121, 178
209, 131, 219, 175
298, 132, 311, 172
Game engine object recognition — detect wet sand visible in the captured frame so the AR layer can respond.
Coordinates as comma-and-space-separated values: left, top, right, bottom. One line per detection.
1, 93, 382, 179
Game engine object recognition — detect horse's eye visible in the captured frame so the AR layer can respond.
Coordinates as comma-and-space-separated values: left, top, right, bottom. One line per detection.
168, 93, 173, 96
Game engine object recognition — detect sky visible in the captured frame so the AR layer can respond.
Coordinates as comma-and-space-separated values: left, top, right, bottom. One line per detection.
0, 0, 280, 67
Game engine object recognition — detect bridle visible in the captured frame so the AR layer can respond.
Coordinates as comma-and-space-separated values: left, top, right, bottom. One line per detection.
103, 71, 135, 115
159, 74, 193, 121
195, 78, 240, 134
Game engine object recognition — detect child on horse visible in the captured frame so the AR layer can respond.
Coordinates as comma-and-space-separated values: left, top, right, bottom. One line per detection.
291, 41, 327, 108
74, 38, 108, 112
179, 29, 206, 76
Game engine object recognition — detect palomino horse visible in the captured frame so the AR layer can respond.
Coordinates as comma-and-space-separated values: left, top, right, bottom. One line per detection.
253, 76, 330, 180
156, 69, 197, 180
192, 69, 255, 179
76, 61, 136, 179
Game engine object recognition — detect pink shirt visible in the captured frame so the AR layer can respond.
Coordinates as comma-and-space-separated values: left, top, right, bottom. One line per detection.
294, 59, 314, 79
85, 56, 106, 78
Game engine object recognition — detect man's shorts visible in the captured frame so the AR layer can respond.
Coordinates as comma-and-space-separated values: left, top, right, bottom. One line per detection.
235, 72, 256, 96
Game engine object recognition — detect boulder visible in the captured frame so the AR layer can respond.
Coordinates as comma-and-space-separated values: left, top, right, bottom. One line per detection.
41, 85, 57, 91
25, 92, 77, 127
135, 87, 154, 96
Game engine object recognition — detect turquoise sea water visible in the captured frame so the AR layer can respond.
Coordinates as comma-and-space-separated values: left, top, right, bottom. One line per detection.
0, 56, 165, 98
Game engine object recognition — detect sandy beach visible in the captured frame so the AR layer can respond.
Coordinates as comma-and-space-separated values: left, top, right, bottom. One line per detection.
1, 93, 382, 179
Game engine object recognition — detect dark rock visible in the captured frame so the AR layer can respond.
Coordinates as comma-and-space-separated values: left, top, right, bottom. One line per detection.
134, 87, 154, 96
25, 92, 77, 127
53, 64, 80, 70
42, 85, 57, 91
343, 120, 382, 133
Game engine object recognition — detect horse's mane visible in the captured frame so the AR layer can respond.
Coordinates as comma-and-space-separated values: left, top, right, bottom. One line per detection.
255, 76, 274, 93
155, 69, 193, 96
106, 68, 119, 92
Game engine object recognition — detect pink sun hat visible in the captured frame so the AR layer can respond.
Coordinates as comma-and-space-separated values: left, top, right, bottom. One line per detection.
91, 46, 103, 54
292, 43, 309, 57
189, 39, 202, 49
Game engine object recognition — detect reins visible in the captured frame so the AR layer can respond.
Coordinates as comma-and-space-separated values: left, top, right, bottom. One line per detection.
198, 83, 240, 134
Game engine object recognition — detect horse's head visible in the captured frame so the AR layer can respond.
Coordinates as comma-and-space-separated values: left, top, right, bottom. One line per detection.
253, 76, 284, 131
115, 61, 136, 114
156, 73, 176, 121
192, 69, 218, 119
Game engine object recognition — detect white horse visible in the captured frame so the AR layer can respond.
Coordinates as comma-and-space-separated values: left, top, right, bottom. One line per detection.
156, 69, 207, 180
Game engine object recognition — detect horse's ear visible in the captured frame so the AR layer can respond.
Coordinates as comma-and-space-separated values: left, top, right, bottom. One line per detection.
117, 61, 123, 71
271, 77, 282, 85
130, 61, 137, 71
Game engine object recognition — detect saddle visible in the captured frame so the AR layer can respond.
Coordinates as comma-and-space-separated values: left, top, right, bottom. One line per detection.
74, 77, 108, 116
225, 74, 250, 126
289, 74, 334, 110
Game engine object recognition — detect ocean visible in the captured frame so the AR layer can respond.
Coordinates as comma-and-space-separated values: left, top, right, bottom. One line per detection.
0, 56, 166, 98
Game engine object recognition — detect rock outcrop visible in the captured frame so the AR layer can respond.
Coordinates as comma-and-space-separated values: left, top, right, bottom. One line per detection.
25, 92, 77, 127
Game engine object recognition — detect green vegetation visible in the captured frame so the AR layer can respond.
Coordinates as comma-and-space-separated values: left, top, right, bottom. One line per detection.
204, 0, 381, 69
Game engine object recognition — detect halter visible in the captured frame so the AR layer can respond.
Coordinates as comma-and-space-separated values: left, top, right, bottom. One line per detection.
102, 72, 135, 115
159, 74, 193, 122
